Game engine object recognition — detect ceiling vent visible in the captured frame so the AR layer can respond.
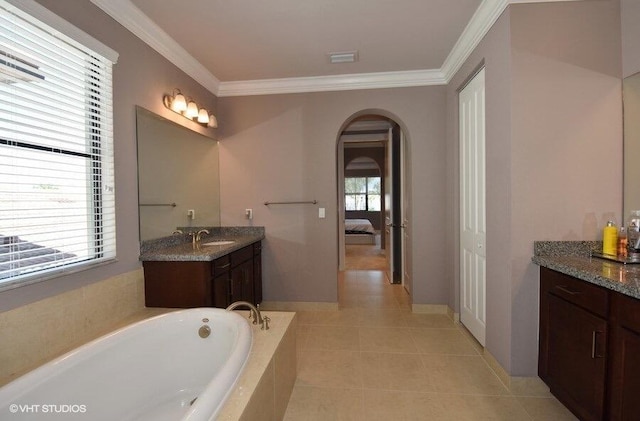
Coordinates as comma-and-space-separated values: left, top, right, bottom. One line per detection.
0, 49, 44, 84
328, 51, 358, 64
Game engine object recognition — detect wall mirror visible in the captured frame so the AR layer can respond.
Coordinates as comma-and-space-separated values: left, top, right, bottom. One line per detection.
623, 71, 640, 220
136, 106, 220, 241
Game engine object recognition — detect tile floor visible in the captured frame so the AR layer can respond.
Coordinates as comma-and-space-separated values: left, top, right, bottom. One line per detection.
283, 269, 578, 420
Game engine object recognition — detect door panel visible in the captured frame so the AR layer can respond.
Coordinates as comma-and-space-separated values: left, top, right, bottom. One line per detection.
459, 68, 486, 346
384, 129, 393, 283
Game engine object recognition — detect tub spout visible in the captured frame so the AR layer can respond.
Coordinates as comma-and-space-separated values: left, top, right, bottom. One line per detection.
226, 301, 268, 330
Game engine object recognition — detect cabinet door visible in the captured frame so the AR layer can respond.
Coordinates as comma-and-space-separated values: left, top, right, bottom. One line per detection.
609, 292, 640, 420
143, 261, 211, 308
610, 328, 640, 420
547, 294, 607, 421
230, 259, 254, 304
254, 246, 262, 304
212, 272, 230, 308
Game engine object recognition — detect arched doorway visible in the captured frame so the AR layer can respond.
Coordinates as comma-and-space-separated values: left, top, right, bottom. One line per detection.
343, 156, 386, 270
337, 112, 409, 292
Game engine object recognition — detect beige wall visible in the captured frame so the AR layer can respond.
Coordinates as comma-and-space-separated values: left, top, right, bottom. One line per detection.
0, 0, 218, 312
447, 0, 623, 376
218, 87, 447, 304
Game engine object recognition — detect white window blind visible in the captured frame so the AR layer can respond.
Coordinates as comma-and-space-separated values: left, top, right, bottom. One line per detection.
0, 0, 116, 287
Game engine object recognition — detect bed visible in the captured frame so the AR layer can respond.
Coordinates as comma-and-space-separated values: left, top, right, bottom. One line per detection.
345, 218, 376, 245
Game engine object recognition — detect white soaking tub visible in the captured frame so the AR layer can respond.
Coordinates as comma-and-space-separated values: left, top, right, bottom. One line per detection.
0, 308, 252, 421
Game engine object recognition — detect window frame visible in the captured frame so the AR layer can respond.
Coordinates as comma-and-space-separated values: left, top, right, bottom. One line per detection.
345, 176, 381, 212
0, 0, 118, 291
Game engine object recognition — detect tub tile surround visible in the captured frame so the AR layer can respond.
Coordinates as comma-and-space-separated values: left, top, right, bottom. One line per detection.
284, 270, 577, 420
217, 311, 297, 421
0, 269, 148, 386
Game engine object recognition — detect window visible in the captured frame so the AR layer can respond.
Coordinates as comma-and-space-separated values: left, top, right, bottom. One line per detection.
345, 177, 381, 211
0, 0, 117, 287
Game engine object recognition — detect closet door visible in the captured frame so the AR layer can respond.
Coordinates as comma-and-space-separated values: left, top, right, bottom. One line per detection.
459, 68, 486, 346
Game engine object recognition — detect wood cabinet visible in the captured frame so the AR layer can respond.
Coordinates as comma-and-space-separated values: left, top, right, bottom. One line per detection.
143, 241, 262, 308
539, 267, 640, 421
609, 292, 640, 420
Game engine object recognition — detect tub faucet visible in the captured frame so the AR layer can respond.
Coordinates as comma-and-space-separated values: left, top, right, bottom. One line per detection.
226, 301, 270, 330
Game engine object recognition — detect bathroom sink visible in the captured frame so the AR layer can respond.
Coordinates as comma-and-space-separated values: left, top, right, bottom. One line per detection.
201, 240, 235, 246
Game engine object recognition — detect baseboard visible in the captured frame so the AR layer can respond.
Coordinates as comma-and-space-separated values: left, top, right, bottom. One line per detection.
448, 308, 460, 323
482, 348, 511, 389
259, 301, 339, 312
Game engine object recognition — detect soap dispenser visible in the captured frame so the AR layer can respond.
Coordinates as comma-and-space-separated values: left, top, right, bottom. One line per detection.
603, 221, 617, 256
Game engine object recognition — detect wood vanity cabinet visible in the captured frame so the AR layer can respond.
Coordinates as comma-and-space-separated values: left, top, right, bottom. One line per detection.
144, 241, 263, 309
608, 292, 640, 420
539, 267, 640, 421
253, 242, 263, 304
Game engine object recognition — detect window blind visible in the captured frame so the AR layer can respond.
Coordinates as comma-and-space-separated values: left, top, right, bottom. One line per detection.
0, 0, 116, 286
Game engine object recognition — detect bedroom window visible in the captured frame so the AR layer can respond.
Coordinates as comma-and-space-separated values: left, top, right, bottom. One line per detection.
345, 177, 381, 211
0, 0, 117, 288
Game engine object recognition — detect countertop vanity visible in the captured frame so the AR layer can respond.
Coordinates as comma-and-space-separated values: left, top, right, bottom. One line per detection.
139, 227, 265, 309
533, 242, 640, 421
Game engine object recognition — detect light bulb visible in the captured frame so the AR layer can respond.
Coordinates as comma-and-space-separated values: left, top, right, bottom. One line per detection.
185, 101, 199, 119
208, 114, 218, 128
197, 108, 210, 124
171, 93, 187, 113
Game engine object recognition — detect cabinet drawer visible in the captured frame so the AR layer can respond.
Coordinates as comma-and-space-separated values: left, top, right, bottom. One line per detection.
211, 255, 231, 277
231, 245, 253, 267
543, 268, 609, 317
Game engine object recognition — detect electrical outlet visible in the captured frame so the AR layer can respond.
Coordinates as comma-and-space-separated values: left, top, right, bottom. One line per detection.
187, 209, 195, 220
245, 209, 253, 220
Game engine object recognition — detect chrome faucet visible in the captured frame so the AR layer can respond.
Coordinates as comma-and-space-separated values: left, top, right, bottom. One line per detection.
226, 301, 270, 330
196, 229, 210, 242
188, 229, 210, 246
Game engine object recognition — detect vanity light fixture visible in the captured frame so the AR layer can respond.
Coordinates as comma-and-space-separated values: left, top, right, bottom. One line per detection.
163, 89, 218, 128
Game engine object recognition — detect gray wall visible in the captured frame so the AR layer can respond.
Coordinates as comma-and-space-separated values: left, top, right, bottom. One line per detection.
0, 0, 218, 312
622, 0, 640, 77
218, 88, 447, 304
446, 0, 623, 376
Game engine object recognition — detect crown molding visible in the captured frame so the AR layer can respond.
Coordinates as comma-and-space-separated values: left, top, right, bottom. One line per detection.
90, 0, 220, 94
216, 69, 446, 97
88, 0, 568, 97
441, 0, 509, 82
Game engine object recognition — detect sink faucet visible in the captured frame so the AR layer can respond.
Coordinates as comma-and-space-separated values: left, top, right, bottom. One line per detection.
226, 301, 270, 330
196, 229, 210, 242
188, 229, 210, 246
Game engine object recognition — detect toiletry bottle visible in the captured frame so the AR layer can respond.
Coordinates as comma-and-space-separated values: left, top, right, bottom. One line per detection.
603, 221, 617, 256
627, 211, 640, 252
618, 226, 628, 257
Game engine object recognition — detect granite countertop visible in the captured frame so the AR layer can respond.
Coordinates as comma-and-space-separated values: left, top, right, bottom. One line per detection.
532, 241, 640, 300
139, 226, 265, 262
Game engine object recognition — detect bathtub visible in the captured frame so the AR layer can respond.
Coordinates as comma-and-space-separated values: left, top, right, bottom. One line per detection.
0, 308, 252, 421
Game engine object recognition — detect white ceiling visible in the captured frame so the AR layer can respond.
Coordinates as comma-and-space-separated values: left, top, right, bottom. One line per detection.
90, 0, 577, 96
129, 0, 481, 82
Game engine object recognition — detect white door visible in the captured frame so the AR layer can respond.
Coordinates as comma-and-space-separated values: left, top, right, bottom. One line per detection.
384, 130, 393, 283
459, 68, 486, 346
